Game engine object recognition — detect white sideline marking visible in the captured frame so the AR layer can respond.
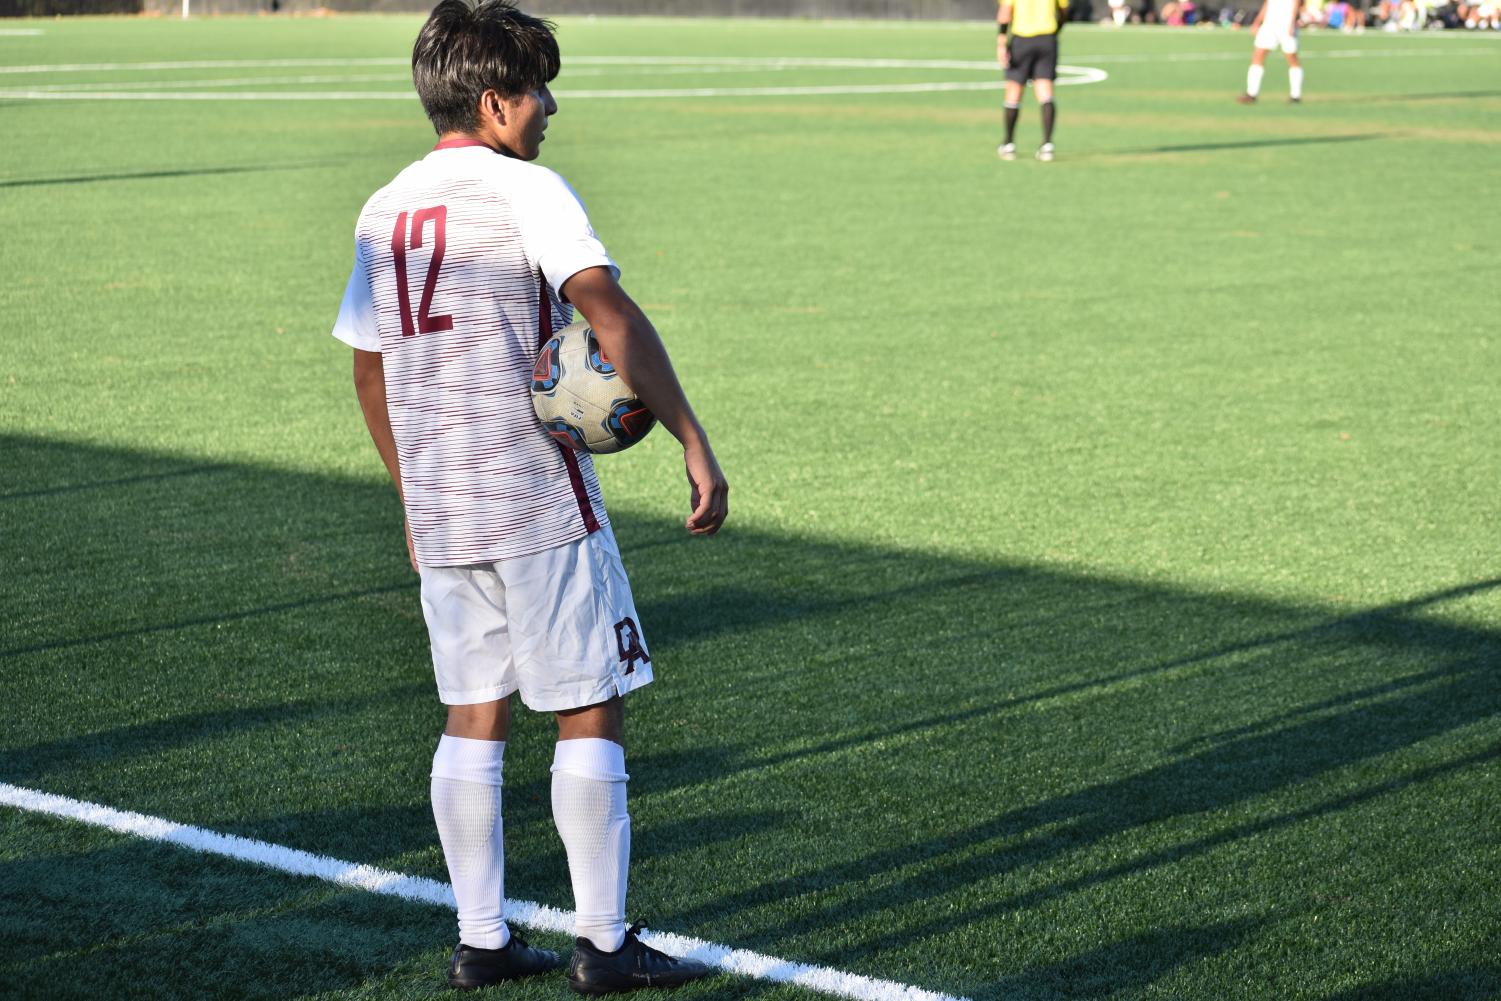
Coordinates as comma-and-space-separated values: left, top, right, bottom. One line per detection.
1, 782, 969, 1001
12, 64, 899, 93
2, 47, 1496, 76
0, 59, 1107, 101
0, 76, 1105, 101
0, 57, 407, 74
0, 28, 44, 35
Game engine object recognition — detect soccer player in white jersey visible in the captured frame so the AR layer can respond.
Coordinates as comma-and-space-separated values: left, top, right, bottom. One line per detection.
330, 0, 728, 993
1238, 0, 1305, 104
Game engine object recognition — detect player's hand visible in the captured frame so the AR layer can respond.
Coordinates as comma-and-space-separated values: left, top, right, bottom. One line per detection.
404, 517, 418, 573
683, 441, 728, 536
997, 36, 1010, 68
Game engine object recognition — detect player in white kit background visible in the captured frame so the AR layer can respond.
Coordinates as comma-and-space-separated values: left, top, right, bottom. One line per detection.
330, 0, 729, 993
1238, 0, 1305, 104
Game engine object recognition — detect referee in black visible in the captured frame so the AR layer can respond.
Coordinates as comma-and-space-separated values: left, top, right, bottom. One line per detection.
997, 0, 1068, 161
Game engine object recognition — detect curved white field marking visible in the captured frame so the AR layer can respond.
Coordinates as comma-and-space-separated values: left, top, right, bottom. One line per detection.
2, 782, 971, 1001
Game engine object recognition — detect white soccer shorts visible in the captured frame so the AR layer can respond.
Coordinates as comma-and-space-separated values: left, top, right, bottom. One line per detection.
418, 524, 654, 711
1254, 25, 1299, 53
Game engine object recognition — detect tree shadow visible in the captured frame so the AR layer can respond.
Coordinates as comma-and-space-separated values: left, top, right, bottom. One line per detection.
1114, 133, 1388, 157
1321, 968, 1501, 1000
0, 816, 457, 1000
0, 161, 340, 190
993, 915, 1268, 1001
3, 434, 1499, 1000
1349, 90, 1501, 104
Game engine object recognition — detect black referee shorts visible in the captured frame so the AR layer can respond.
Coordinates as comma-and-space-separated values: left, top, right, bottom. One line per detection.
1005, 34, 1059, 84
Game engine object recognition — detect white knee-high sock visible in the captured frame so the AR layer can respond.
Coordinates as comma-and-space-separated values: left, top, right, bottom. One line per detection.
1247, 64, 1265, 97
1289, 66, 1304, 99
431, 734, 509, 950
552, 738, 630, 952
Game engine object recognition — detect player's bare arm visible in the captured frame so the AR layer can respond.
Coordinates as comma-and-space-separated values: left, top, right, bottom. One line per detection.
996, 5, 1012, 66
561, 266, 729, 537
352, 348, 417, 571
1250, 0, 1267, 29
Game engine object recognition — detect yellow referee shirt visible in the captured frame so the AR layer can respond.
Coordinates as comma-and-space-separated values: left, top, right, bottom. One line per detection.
1003, 0, 1069, 37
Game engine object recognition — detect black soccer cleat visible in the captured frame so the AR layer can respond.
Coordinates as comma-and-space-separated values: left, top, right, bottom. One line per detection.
567, 920, 714, 995
447, 933, 564, 991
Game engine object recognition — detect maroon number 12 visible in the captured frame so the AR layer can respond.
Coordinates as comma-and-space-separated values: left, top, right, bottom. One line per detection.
391, 206, 454, 337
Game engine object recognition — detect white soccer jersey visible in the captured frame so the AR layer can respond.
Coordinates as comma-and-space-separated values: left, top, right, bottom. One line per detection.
332, 141, 619, 566
1260, 0, 1300, 40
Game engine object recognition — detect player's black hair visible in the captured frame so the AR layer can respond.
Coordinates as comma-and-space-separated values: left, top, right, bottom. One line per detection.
412, 0, 560, 136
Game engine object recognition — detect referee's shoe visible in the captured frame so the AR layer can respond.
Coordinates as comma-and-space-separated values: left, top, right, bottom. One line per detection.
448, 934, 563, 991
568, 921, 713, 995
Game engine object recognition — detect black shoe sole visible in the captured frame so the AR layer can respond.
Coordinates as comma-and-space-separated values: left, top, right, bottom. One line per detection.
568, 969, 712, 996
569, 980, 702, 996
450, 959, 564, 990
451, 970, 562, 991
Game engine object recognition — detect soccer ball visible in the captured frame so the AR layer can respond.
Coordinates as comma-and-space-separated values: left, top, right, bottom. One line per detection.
531, 319, 656, 454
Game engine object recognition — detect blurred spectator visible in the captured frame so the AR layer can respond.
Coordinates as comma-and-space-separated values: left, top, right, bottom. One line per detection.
1467, 0, 1500, 25
1105, 0, 1482, 26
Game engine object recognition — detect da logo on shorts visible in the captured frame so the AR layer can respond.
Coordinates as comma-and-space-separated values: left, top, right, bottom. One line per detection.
614, 617, 650, 674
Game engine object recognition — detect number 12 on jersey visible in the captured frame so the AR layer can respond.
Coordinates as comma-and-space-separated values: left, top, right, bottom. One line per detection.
391, 206, 453, 338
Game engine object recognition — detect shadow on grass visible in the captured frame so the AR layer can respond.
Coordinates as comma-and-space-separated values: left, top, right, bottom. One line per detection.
0, 161, 340, 189
1366, 90, 1501, 103
1321, 967, 1501, 1000
1119, 133, 1388, 157
2, 434, 1499, 1000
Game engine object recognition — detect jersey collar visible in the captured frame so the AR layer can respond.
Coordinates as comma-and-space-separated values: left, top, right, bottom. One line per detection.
433, 137, 497, 152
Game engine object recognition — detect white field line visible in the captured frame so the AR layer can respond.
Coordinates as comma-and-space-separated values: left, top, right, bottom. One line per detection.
0, 65, 894, 92
1, 781, 970, 1001
2, 47, 1496, 77
10, 62, 998, 94
0, 59, 1107, 102
0, 28, 44, 36
0, 57, 408, 74
0, 74, 1107, 101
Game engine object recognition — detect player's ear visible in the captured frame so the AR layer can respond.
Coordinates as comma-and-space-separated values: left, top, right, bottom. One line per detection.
479, 88, 506, 127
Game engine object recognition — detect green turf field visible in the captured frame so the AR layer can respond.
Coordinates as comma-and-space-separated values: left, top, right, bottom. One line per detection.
2, 13, 1499, 1000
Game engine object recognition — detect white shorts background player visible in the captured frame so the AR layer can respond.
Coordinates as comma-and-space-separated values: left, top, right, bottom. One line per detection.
330, 0, 728, 994
1238, 0, 1305, 104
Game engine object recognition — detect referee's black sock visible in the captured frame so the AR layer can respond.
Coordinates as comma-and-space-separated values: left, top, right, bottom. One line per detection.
1041, 101, 1056, 144
1003, 103, 1020, 144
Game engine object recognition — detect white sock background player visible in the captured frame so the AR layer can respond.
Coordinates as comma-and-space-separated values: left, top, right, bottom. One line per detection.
1240, 0, 1305, 103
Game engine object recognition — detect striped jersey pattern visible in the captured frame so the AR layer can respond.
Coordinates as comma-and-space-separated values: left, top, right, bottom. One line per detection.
333, 145, 617, 566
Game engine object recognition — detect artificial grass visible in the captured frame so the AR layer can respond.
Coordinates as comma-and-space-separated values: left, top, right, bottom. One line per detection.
2, 15, 1500, 1001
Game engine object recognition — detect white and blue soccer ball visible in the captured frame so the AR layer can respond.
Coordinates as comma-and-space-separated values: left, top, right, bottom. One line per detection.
531, 318, 656, 455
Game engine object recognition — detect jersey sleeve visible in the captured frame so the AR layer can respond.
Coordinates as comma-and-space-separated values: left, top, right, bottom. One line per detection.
511, 167, 620, 299
331, 241, 380, 352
